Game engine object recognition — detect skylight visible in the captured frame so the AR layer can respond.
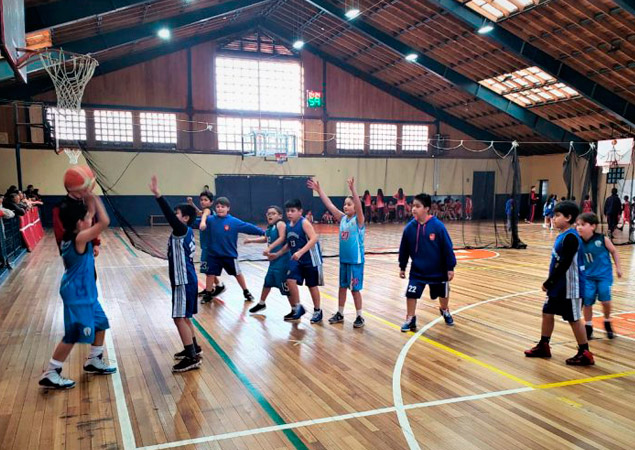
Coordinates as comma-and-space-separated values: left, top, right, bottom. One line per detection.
463, 0, 540, 22
479, 66, 580, 107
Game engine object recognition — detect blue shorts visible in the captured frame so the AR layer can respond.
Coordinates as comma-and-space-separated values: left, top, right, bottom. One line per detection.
172, 282, 198, 318
264, 268, 290, 296
406, 280, 449, 300
339, 263, 364, 291
207, 255, 241, 277
288, 260, 323, 287
583, 279, 612, 306
63, 300, 110, 344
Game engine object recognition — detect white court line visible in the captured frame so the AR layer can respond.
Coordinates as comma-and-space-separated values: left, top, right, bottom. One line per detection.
97, 280, 137, 450
135, 386, 533, 450
391, 289, 540, 450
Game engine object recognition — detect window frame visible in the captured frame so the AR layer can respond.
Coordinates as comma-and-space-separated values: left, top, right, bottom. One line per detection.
336, 122, 366, 153
401, 124, 429, 153
369, 123, 398, 153
139, 112, 178, 146
93, 109, 134, 144
46, 107, 87, 142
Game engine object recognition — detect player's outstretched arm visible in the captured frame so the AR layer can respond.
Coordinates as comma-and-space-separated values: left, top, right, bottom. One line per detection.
347, 177, 365, 225
76, 194, 110, 253
307, 178, 344, 222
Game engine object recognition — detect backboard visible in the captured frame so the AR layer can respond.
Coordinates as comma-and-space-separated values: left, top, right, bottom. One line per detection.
597, 138, 633, 167
0, 0, 26, 83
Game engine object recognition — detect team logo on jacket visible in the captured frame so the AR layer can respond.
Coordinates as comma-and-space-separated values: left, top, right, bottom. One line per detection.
595, 240, 602, 247
429, 233, 436, 241
224, 225, 230, 231
341, 231, 349, 240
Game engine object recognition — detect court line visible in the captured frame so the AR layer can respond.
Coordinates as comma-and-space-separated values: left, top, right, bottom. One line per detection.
113, 230, 138, 257
152, 274, 308, 450
97, 279, 137, 450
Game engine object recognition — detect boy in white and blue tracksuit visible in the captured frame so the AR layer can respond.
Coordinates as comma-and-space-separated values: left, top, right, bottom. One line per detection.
398, 193, 456, 332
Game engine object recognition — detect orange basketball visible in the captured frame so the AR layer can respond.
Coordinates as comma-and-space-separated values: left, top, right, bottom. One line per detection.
63, 165, 96, 193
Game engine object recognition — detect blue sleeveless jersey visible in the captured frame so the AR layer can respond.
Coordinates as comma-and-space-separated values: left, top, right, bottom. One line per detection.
168, 227, 197, 287
286, 217, 322, 267
60, 240, 98, 305
339, 214, 364, 264
581, 233, 612, 281
548, 228, 586, 299
267, 222, 290, 270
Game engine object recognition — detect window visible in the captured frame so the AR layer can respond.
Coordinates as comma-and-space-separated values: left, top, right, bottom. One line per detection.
479, 67, 579, 108
46, 108, 87, 141
94, 110, 133, 143
215, 56, 302, 114
140, 112, 177, 144
607, 167, 625, 185
370, 124, 397, 152
336, 122, 365, 152
217, 116, 303, 154
401, 125, 429, 152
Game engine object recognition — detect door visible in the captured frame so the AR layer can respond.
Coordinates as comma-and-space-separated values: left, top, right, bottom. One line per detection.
472, 171, 495, 220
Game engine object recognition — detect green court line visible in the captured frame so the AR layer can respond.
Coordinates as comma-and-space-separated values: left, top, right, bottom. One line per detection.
152, 274, 308, 450
113, 230, 138, 257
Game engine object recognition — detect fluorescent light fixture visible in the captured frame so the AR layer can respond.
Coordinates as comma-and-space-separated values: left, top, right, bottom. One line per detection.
405, 53, 418, 62
292, 39, 305, 50
157, 28, 171, 39
345, 8, 360, 19
477, 24, 494, 34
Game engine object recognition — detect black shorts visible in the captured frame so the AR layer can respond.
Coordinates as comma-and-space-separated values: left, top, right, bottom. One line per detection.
542, 296, 582, 322
406, 280, 449, 300
207, 256, 241, 277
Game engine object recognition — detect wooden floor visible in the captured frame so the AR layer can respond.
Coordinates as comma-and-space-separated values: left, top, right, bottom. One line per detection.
1, 223, 634, 450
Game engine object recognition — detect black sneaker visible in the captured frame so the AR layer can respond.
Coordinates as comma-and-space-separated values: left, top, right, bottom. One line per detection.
200, 291, 213, 304
401, 316, 417, 332
198, 290, 206, 297
353, 315, 365, 328
38, 368, 76, 389
249, 303, 267, 313
211, 283, 226, 297
172, 356, 201, 372
605, 320, 614, 339
244, 291, 255, 302
328, 312, 344, 324
283, 310, 295, 321
174, 346, 202, 360
440, 309, 454, 326
585, 324, 594, 340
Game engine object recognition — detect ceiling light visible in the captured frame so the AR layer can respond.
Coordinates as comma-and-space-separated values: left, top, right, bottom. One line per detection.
345, 8, 360, 19
405, 53, 418, 62
477, 24, 494, 34
157, 28, 171, 39
292, 39, 305, 50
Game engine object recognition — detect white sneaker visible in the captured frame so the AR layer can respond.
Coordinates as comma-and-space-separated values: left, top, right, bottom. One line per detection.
39, 369, 76, 389
84, 355, 117, 374
542, 224, 547, 229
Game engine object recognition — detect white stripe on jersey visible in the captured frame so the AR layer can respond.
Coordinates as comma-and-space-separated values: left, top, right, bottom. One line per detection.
173, 285, 186, 317
171, 235, 187, 285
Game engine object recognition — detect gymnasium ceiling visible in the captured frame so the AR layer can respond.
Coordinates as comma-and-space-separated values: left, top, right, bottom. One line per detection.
5, 0, 635, 154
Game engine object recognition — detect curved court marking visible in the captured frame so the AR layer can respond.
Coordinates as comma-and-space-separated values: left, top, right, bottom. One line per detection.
391, 289, 540, 450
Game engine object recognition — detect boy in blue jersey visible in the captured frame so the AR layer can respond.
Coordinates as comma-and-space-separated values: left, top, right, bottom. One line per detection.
244, 206, 291, 313
398, 193, 456, 332
576, 212, 622, 339
39, 194, 116, 389
308, 177, 366, 328
203, 197, 264, 302
150, 176, 202, 373
283, 198, 323, 323
525, 201, 594, 365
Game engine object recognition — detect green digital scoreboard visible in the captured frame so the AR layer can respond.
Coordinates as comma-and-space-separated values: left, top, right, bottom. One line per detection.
307, 90, 323, 108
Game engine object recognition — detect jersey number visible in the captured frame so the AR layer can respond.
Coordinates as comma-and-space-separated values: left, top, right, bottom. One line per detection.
407, 285, 417, 293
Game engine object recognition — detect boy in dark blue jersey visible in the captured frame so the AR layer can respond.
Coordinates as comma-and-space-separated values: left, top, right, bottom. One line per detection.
39, 193, 116, 389
244, 206, 291, 313
525, 201, 594, 365
150, 176, 202, 373
282, 198, 323, 323
202, 197, 264, 302
398, 193, 456, 332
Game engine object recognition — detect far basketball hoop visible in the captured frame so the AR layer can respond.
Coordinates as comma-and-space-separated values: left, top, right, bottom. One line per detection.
248, 129, 298, 162
597, 138, 633, 174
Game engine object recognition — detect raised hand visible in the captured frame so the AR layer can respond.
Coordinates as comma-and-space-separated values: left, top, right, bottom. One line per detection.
307, 178, 320, 192
347, 177, 355, 192
149, 175, 161, 197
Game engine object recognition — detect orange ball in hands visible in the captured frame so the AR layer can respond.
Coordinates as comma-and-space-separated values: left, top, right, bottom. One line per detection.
63, 165, 96, 193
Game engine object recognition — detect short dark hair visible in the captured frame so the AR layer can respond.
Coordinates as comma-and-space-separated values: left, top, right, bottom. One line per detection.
585, 195, 590, 200
267, 205, 283, 215
578, 212, 599, 226
215, 197, 230, 207
285, 198, 302, 210
200, 191, 213, 202
612, 188, 618, 195
175, 203, 197, 226
59, 200, 88, 239
553, 200, 579, 224
413, 193, 431, 208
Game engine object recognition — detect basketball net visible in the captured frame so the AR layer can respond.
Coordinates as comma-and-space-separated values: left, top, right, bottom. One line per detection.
63, 148, 82, 165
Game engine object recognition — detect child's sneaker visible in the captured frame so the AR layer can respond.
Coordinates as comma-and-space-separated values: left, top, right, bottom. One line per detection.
249, 303, 267, 313
524, 342, 551, 357
174, 345, 202, 360
283, 310, 295, 321
353, 315, 365, 328
566, 350, 595, 366
39, 369, 76, 389
83, 354, 117, 374
172, 356, 201, 372
605, 320, 614, 339
328, 312, 344, 324
440, 309, 454, 326
310, 309, 323, 324
289, 304, 306, 321
200, 291, 213, 304
244, 291, 255, 302
211, 283, 226, 297
401, 316, 416, 332
585, 324, 594, 340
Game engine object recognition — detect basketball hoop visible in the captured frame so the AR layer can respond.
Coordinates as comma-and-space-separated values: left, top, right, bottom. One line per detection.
275, 152, 288, 165
62, 148, 82, 165
17, 48, 98, 111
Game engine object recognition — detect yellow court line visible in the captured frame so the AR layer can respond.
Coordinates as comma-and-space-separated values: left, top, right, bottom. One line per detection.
536, 370, 635, 390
